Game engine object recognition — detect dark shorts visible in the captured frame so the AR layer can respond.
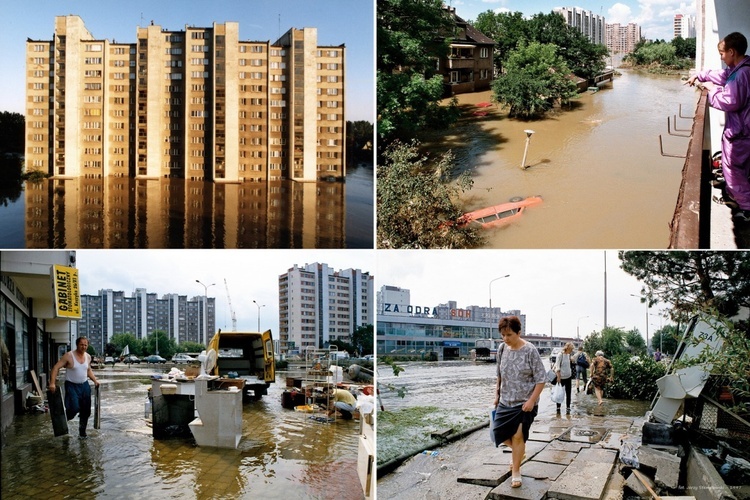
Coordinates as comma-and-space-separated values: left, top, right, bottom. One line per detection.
491, 403, 538, 447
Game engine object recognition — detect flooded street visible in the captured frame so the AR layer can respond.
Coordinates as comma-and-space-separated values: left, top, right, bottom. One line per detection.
428, 69, 699, 248
377, 359, 650, 464
1, 368, 363, 499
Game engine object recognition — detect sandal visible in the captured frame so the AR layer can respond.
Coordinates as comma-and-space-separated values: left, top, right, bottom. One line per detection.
511, 476, 522, 488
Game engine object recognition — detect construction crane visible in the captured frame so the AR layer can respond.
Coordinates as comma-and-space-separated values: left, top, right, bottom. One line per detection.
224, 278, 237, 332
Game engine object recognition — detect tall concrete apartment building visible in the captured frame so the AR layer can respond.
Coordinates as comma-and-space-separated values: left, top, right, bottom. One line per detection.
554, 7, 606, 45
77, 288, 216, 354
25, 15, 346, 183
278, 263, 373, 354
674, 14, 696, 39
606, 23, 642, 54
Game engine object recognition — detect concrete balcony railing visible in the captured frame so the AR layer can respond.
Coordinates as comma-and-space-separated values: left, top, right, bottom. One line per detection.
447, 58, 475, 70
669, 89, 710, 248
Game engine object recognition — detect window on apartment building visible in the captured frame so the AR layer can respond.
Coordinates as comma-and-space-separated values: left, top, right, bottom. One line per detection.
480, 47, 490, 58
85, 44, 103, 52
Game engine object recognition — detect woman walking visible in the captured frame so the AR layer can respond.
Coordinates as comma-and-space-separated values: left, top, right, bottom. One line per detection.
492, 316, 546, 488
553, 342, 575, 414
590, 350, 614, 405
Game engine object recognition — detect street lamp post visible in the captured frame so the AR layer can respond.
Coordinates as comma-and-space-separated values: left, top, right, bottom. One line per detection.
195, 280, 216, 345
520, 130, 535, 170
631, 294, 650, 353
253, 300, 265, 332
576, 315, 589, 341
550, 302, 565, 346
488, 274, 510, 322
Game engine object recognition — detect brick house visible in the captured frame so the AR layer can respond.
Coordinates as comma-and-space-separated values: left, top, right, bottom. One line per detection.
438, 7, 496, 96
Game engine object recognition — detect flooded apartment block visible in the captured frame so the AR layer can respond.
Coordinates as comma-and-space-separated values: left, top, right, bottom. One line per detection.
25, 15, 346, 183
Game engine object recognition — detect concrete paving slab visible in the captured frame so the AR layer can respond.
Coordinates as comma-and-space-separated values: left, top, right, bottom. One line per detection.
599, 430, 627, 450
547, 459, 615, 500
626, 469, 657, 498
521, 461, 567, 481
488, 475, 550, 500
549, 440, 591, 453
457, 467, 510, 487
576, 448, 618, 464
531, 448, 578, 466
639, 445, 681, 489
558, 426, 609, 444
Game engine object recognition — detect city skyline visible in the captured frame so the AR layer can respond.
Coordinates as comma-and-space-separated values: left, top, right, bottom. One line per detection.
447, 0, 696, 41
1, 0, 374, 122
376, 250, 672, 343
75, 249, 376, 340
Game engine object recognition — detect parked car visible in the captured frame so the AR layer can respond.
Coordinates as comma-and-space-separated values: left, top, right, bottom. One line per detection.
144, 355, 167, 364
104, 356, 116, 366
171, 353, 196, 363
363, 354, 374, 361
123, 355, 140, 364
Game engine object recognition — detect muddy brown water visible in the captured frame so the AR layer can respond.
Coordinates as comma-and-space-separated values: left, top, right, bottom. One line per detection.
423, 69, 699, 248
1, 369, 363, 499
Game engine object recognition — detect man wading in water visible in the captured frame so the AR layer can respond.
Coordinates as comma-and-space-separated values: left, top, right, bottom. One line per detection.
49, 337, 100, 438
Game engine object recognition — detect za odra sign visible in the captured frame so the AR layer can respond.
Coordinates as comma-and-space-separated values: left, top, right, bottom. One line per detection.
51, 265, 81, 319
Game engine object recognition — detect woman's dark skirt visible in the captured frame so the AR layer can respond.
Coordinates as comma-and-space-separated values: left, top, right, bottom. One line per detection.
491, 403, 538, 447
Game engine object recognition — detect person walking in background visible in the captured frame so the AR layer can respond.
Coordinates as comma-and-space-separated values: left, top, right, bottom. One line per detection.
492, 316, 546, 489
654, 349, 662, 362
687, 32, 750, 222
49, 337, 100, 438
590, 350, 614, 405
574, 346, 589, 393
553, 342, 575, 414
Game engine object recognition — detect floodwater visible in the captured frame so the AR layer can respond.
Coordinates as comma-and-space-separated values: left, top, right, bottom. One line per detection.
0, 368, 364, 499
427, 69, 700, 248
377, 359, 650, 462
0, 162, 373, 249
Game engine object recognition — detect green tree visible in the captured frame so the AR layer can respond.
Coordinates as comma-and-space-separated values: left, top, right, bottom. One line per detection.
347, 120, 374, 163
671, 37, 696, 59
472, 11, 528, 74
178, 341, 207, 354
650, 324, 680, 355
492, 42, 578, 119
620, 251, 750, 321
377, 0, 459, 143
625, 328, 647, 355
145, 330, 177, 358
377, 140, 482, 248
526, 12, 607, 81
0, 112, 24, 154
620, 251, 750, 406
110, 333, 143, 356
351, 324, 374, 356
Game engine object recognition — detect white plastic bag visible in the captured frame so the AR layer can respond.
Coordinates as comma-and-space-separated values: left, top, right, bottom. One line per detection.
551, 383, 565, 404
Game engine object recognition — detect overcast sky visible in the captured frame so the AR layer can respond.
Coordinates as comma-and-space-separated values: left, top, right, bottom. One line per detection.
76, 249, 375, 335
376, 249, 671, 341
1, 0, 374, 122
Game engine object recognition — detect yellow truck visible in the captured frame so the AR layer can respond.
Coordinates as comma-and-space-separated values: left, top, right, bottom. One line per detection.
206, 329, 275, 401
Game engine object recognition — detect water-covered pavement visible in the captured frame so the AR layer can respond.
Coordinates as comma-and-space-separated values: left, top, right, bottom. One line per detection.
1, 366, 364, 499
377, 359, 651, 499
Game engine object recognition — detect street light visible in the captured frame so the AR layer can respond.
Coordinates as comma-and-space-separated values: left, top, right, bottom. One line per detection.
576, 315, 589, 341
520, 129, 535, 170
253, 300, 265, 332
631, 294, 649, 353
550, 302, 565, 344
488, 274, 510, 319
195, 280, 216, 345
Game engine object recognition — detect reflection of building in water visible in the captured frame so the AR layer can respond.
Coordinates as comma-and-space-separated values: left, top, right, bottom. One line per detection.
24, 178, 345, 248
25, 16, 345, 184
